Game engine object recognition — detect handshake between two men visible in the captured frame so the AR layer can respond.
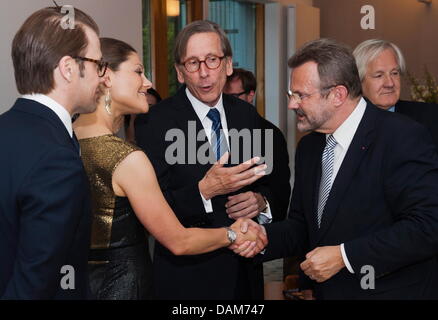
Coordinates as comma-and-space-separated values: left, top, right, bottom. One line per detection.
203, 153, 345, 284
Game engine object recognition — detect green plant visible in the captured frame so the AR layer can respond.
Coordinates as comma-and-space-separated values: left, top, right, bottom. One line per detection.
407, 67, 438, 103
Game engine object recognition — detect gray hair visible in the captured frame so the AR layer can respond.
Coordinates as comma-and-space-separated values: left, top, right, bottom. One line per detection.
288, 38, 362, 99
174, 20, 232, 64
353, 39, 406, 81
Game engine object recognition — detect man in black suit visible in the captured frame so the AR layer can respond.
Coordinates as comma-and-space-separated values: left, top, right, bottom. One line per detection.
224, 68, 291, 221
245, 39, 438, 299
353, 39, 438, 147
0, 6, 105, 299
135, 20, 271, 299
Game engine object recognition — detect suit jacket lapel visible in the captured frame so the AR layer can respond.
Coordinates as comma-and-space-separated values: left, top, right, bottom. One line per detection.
309, 133, 326, 238
172, 87, 215, 168
222, 95, 241, 157
316, 104, 377, 244
222, 95, 241, 130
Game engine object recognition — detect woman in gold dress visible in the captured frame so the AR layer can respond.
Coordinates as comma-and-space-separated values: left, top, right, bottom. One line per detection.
73, 38, 266, 299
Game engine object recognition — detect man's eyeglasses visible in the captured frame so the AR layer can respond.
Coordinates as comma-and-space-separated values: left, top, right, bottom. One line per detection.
230, 91, 248, 98
286, 85, 336, 104
73, 56, 108, 77
181, 55, 225, 73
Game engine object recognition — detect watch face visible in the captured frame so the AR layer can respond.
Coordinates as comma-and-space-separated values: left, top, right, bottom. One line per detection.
228, 228, 237, 243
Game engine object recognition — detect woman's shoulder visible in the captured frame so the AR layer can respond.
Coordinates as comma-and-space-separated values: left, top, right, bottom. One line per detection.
79, 134, 143, 173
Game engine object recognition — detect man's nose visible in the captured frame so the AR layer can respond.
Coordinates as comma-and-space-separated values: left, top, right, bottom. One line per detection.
198, 61, 209, 78
288, 98, 299, 110
383, 74, 395, 87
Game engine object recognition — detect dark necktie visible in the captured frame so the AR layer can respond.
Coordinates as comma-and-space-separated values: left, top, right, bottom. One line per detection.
72, 132, 81, 155
206, 108, 228, 161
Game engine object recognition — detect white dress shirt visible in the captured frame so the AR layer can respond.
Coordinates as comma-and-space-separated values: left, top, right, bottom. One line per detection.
21, 93, 73, 137
186, 88, 272, 223
326, 97, 367, 273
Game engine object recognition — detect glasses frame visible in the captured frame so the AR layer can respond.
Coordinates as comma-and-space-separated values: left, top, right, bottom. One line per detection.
286, 85, 337, 104
180, 55, 226, 73
73, 56, 108, 77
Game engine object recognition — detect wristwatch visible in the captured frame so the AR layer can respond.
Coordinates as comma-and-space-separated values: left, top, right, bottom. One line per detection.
226, 227, 237, 244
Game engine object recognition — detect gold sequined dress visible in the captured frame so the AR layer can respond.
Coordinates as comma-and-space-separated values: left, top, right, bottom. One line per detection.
79, 134, 152, 299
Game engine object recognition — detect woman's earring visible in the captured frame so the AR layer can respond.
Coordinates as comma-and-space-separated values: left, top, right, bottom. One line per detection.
104, 90, 112, 115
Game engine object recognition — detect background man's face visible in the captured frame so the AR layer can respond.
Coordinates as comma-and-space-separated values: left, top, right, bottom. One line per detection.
176, 32, 233, 107
223, 77, 254, 104
361, 49, 401, 110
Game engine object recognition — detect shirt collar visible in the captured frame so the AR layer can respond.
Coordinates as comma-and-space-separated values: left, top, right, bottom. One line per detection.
21, 93, 73, 137
330, 97, 367, 151
186, 88, 225, 122
388, 105, 395, 112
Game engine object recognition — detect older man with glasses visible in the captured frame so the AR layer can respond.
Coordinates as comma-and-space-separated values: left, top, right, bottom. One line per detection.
135, 20, 271, 300
354, 39, 438, 149
238, 38, 438, 300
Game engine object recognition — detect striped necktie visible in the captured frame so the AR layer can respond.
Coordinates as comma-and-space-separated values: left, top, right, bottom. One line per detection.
206, 108, 228, 161
317, 134, 337, 228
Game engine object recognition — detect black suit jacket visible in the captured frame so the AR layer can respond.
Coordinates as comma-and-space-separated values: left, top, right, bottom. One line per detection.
134, 104, 291, 223
135, 87, 270, 299
261, 118, 291, 221
263, 102, 438, 299
0, 99, 91, 299
396, 100, 438, 149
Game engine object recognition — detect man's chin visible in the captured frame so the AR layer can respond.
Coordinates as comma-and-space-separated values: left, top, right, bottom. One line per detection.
375, 95, 398, 109
76, 102, 98, 115
297, 122, 313, 133
376, 100, 397, 110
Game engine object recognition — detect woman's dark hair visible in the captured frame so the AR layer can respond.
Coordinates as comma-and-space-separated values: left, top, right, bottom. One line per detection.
100, 37, 137, 71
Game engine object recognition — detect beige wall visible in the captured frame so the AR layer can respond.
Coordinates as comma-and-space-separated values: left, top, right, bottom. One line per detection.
314, 0, 438, 100
0, 0, 142, 114
295, 3, 320, 49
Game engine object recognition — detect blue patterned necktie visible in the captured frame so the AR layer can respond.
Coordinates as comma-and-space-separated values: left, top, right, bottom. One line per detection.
317, 134, 337, 228
206, 108, 228, 161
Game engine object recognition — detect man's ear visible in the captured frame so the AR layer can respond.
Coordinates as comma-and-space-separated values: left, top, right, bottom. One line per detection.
175, 64, 185, 84
57, 56, 75, 82
225, 57, 233, 77
332, 85, 349, 107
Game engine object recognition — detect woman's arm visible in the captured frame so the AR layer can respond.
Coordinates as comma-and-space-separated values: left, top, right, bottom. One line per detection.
112, 151, 265, 255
